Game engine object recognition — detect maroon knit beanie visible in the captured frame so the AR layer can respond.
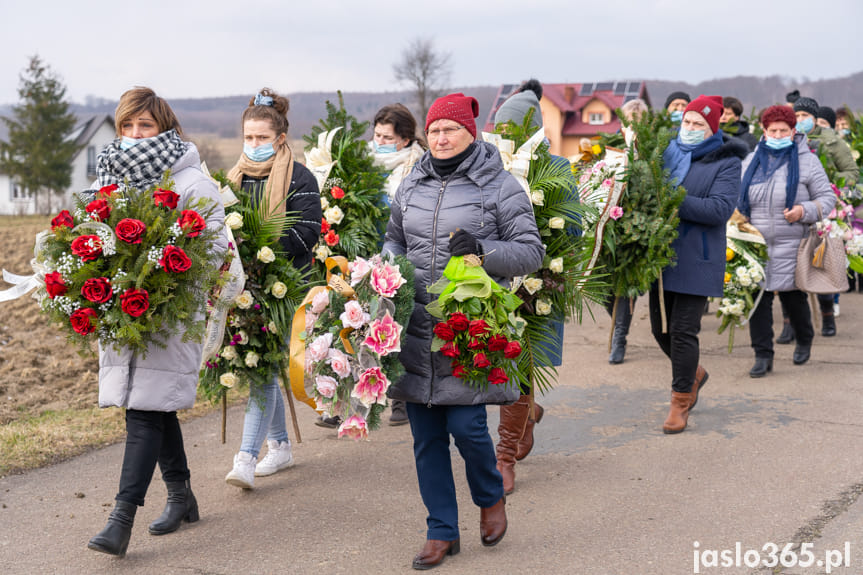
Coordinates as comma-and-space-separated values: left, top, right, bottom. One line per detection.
425, 93, 480, 138
685, 95, 724, 134
760, 105, 797, 130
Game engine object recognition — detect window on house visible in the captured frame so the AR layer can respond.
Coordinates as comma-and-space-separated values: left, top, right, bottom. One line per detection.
87, 146, 97, 177
588, 112, 606, 125
10, 180, 28, 201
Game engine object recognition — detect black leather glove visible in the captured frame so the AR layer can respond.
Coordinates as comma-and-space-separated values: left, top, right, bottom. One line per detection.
449, 229, 482, 257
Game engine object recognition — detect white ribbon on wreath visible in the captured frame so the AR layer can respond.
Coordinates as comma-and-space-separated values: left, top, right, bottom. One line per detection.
482, 127, 546, 196
304, 127, 342, 192
726, 223, 767, 325
0, 231, 53, 303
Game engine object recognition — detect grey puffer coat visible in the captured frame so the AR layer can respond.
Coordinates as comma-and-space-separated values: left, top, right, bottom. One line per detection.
383, 142, 544, 406
98, 144, 228, 411
742, 134, 834, 292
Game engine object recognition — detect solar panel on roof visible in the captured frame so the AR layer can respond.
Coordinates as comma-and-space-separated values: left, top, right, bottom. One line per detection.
627, 81, 641, 94
614, 82, 626, 95
596, 82, 614, 91
580, 83, 595, 96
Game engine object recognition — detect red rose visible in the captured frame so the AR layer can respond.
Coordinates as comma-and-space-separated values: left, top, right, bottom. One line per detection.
468, 319, 489, 337
321, 218, 330, 234
487, 334, 508, 352
324, 229, 340, 246
51, 210, 74, 231
120, 288, 150, 317
44, 271, 67, 298
503, 341, 522, 359
447, 312, 469, 332
81, 277, 113, 303
441, 341, 460, 358
330, 186, 345, 199
154, 188, 180, 209
451, 362, 466, 378
160, 245, 192, 273
177, 210, 206, 237
473, 352, 491, 369
433, 322, 456, 341
86, 199, 111, 221
70, 308, 97, 335
115, 218, 146, 244
97, 184, 119, 198
467, 337, 485, 351
488, 367, 509, 385
70, 235, 103, 262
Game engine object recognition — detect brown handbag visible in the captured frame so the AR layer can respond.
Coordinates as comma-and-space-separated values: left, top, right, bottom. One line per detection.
795, 202, 849, 294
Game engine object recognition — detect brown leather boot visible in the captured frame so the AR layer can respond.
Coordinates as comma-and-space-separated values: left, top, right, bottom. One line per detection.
515, 400, 544, 461
480, 496, 507, 546
496, 397, 530, 494
412, 539, 460, 570
662, 391, 694, 434
689, 365, 709, 410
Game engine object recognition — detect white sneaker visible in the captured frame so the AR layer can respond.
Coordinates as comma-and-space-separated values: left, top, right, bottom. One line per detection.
225, 451, 256, 489
834, 303, 840, 317
255, 439, 294, 476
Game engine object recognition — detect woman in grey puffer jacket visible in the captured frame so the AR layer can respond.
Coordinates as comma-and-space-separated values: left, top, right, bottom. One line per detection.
383, 93, 543, 569
739, 105, 834, 378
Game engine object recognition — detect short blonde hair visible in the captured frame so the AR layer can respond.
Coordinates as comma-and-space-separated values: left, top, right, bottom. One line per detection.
114, 87, 183, 137
619, 98, 648, 123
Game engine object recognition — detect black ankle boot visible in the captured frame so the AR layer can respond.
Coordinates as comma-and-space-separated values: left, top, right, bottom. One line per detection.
749, 357, 773, 378
88, 500, 137, 557
776, 320, 795, 344
148, 479, 199, 535
821, 313, 836, 337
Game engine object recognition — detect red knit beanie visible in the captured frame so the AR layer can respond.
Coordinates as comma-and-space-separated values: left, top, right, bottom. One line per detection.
760, 105, 797, 130
685, 95, 724, 134
425, 93, 480, 139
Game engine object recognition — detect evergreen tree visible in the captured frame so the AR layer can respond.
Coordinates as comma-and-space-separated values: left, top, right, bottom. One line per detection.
0, 55, 79, 213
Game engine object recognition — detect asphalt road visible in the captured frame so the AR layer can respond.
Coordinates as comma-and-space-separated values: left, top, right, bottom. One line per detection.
2, 294, 863, 575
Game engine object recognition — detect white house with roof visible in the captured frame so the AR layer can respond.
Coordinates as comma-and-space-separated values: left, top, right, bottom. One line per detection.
0, 114, 115, 215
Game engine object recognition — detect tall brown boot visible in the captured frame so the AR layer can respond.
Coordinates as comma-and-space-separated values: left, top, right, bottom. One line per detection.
515, 401, 544, 461
662, 391, 694, 434
496, 396, 530, 495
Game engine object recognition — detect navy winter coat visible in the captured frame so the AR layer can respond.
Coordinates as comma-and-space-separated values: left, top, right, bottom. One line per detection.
662, 134, 748, 297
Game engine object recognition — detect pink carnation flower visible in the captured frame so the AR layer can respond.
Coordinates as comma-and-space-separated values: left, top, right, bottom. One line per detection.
609, 206, 624, 220
348, 256, 372, 286
315, 375, 338, 398
338, 415, 369, 440
327, 348, 352, 379
308, 332, 333, 362
340, 300, 370, 329
351, 366, 390, 407
363, 311, 402, 356
370, 263, 406, 298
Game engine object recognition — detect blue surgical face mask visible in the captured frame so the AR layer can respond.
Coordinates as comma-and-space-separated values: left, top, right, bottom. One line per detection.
244, 142, 275, 162
679, 128, 706, 145
796, 116, 814, 134
670, 110, 684, 123
373, 141, 398, 154
841, 128, 851, 137
120, 136, 143, 150
764, 136, 794, 150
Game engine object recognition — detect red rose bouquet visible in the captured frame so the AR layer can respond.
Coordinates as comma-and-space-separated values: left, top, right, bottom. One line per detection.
426, 255, 525, 390
28, 175, 223, 355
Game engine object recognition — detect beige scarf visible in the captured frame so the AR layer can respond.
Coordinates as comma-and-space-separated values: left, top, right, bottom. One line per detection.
226, 143, 294, 216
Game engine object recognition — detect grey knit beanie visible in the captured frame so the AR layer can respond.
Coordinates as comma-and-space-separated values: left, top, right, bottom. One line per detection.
793, 96, 819, 117
494, 90, 543, 131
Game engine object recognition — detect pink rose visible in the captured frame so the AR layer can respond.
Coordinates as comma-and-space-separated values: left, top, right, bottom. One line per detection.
337, 415, 369, 441
327, 348, 352, 379
310, 289, 330, 314
363, 311, 402, 356
308, 332, 333, 362
370, 262, 407, 298
305, 311, 318, 334
609, 206, 624, 220
315, 375, 338, 398
351, 366, 390, 407
348, 257, 372, 286
340, 300, 370, 329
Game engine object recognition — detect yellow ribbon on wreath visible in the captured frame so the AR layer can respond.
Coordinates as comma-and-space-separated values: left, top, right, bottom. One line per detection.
288, 256, 356, 411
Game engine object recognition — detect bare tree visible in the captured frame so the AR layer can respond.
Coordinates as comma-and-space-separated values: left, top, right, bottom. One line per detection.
393, 37, 453, 121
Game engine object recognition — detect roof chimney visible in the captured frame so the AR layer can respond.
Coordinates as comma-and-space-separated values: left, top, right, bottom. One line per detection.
564, 86, 574, 103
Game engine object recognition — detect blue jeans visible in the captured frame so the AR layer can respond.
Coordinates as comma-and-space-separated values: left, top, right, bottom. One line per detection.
406, 402, 504, 541
239, 377, 289, 458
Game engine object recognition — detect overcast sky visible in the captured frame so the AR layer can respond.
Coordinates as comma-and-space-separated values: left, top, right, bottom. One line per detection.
1, 0, 860, 105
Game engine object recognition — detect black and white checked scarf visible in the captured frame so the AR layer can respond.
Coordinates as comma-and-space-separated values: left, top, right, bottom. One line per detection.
96, 129, 189, 189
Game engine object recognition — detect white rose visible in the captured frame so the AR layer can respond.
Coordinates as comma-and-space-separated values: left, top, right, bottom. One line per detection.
244, 351, 260, 368
235, 290, 253, 309
738, 275, 752, 287
268, 321, 277, 335
530, 190, 544, 206
549, 217, 565, 230
257, 246, 276, 263
271, 281, 287, 299
219, 373, 237, 388
225, 212, 244, 230
324, 206, 345, 225
237, 330, 249, 345
549, 257, 564, 274
314, 244, 332, 262
221, 346, 238, 360
535, 300, 552, 315
320, 196, 329, 210
523, 277, 544, 295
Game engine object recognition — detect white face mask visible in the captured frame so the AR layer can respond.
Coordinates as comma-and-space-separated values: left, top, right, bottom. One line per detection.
679, 128, 706, 145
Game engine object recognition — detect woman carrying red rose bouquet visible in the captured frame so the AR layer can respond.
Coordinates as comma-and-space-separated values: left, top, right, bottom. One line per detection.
383, 93, 544, 569
86, 88, 227, 558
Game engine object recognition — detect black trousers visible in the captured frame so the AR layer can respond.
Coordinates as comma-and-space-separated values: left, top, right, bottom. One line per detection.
749, 290, 813, 359
116, 409, 190, 507
648, 286, 706, 393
